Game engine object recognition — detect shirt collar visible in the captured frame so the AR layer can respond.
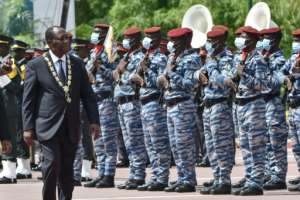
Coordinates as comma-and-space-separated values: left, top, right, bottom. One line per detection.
49, 50, 66, 63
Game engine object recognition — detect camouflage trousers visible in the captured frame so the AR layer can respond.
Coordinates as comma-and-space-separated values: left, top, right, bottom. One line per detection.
288, 106, 300, 171
167, 99, 197, 186
238, 98, 267, 189
141, 100, 170, 184
265, 97, 288, 182
203, 101, 234, 185
118, 100, 146, 180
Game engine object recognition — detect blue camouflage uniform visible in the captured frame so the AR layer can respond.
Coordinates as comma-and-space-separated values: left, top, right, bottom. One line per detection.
234, 50, 268, 189
90, 48, 120, 177
278, 53, 300, 172
139, 48, 170, 185
164, 49, 200, 186
114, 49, 147, 181
263, 50, 288, 183
200, 49, 235, 185
232, 52, 241, 138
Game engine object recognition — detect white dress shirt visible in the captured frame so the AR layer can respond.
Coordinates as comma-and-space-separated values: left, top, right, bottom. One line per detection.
49, 50, 67, 77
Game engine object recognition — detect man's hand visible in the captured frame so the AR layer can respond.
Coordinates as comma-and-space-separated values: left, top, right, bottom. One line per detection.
237, 64, 245, 77
198, 72, 208, 85
0, 140, 12, 154
224, 78, 237, 92
157, 75, 169, 89
116, 59, 128, 74
284, 76, 293, 91
90, 124, 101, 140
130, 74, 144, 86
23, 130, 34, 147
112, 69, 120, 81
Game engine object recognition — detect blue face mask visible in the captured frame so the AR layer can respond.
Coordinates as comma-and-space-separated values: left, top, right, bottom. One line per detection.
122, 39, 131, 50
234, 37, 246, 50
142, 37, 152, 50
292, 42, 300, 54
256, 40, 263, 51
90, 32, 100, 44
167, 41, 175, 53
262, 38, 271, 51
205, 41, 214, 55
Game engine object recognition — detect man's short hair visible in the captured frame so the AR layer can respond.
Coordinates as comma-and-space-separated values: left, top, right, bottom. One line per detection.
45, 26, 64, 43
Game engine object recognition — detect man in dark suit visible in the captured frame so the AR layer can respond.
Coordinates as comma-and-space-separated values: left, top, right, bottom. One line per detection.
22, 26, 100, 200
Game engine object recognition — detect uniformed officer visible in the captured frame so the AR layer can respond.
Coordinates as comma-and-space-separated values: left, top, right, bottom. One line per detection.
231, 26, 268, 196
259, 27, 288, 190
280, 28, 300, 192
113, 27, 147, 190
197, 27, 235, 195
84, 24, 120, 188
71, 38, 95, 186
130, 26, 170, 191
157, 27, 200, 192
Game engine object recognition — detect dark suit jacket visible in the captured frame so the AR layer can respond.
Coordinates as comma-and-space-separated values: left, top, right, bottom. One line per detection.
22, 52, 99, 143
0, 90, 10, 141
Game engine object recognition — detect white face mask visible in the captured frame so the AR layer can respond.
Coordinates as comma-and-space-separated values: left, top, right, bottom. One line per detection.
262, 38, 271, 51
167, 41, 175, 53
256, 40, 263, 51
205, 41, 214, 55
142, 37, 152, 50
292, 42, 300, 54
122, 39, 131, 50
90, 32, 100, 44
234, 37, 246, 50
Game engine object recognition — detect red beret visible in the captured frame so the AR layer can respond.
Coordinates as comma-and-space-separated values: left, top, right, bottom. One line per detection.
123, 27, 141, 37
260, 27, 281, 35
144, 26, 161, 34
212, 25, 229, 33
182, 28, 193, 35
292, 28, 300, 37
207, 29, 226, 38
94, 23, 109, 30
168, 28, 188, 38
235, 26, 258, 36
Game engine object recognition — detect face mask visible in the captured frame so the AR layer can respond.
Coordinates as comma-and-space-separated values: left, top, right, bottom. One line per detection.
142, 37, 152, 50
292, 42, 300, 54
167, 41, 175, 53
205, 41, 214, 55
256, 40, 263, 51
234, 37, 246, 50
90, 32, 100, 44
122, 39, 131, 50
262, 38, 271, 51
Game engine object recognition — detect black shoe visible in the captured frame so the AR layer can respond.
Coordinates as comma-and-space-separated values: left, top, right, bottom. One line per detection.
288, 176, 300, 185
95, 175, 114, 188
210, 183, 231, 194
175, 183, 195, 193
125, 179, 145, 190
16, 173, 32, 179
200, 186, 213, 195
148, 182, 168, 191
81, 177, 92, 182
231, 187, 242, 195
164, 182, 179, 192
31, 164, 42, 171
73, 179, 82, 187
239, 186, 263, 196
263, 179, 286, 190
84, 176, 103, 188
232, 178, 246, 188
137, 183, 150, 191
116, 161, 129, 168
203, 179, 214, 187
37, 176, 43, 180
287, 183, 300, 192
0, 177, 17, 184
198, 161, 210, 167
117, 180, 132, 189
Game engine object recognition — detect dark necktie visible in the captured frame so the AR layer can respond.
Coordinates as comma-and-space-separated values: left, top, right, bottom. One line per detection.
58, 59, 66, 84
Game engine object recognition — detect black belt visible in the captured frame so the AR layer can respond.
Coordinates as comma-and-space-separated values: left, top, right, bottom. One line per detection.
236, 95, 262, 106
203, 97, 228, 108
166, 97, 189, 108
117, 95, 137, 105
96, 91, 112, 101
264, 92, 280, 102
140, 93, 161, 105
288, 98, 300, 108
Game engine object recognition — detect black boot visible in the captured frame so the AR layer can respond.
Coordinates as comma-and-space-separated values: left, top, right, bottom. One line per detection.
202, 179, 214, 187
148, 182, 168, 191
200, 184, 217, 195
0, 177, 17, 184
232, 177, 246, 188
84, 176, 103, 188
16, 173, 32, 179
263, 179, 286, 190
117, 180, 133, 189
287, 183, 300, 192
209, 183, 231, 194
288, 176, 300, 185
81, 177, 92, 182
125, 179, 145, 190
239, 186, 263, 196
164, 181, 179, 192
137, 183, 151, 191
175, 183, 195, 192
95, 175, 114, 188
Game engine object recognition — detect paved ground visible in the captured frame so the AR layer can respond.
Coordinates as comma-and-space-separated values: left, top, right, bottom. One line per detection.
1, 150, 300, 200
